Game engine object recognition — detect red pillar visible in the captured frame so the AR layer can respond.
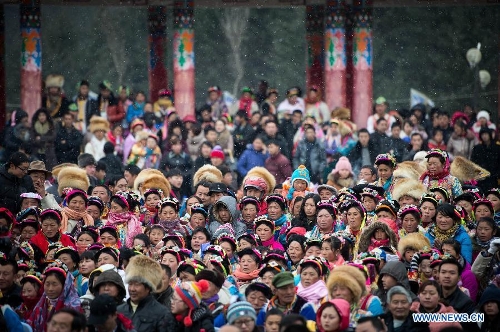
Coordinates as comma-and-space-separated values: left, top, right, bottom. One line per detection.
351, 0, 373, 130
20, 0, 42, 120
324, 0, 347, 111
148, 6, 168, 104
306, 5, 325, 96
173, 0, 195, 120
0, 4, 5, 130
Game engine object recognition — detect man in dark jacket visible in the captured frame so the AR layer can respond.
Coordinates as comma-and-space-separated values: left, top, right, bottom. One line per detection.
155, 265, 174, 310
383, 286, 429, 332
371, 118, 391, 156
117, 256, 174, 332
232, 110, 255, 158
99, 142, 124, 182
279, 109, 303, 146
376, 261, 417, 307
258, 120, 290, 159
73, 80, 99, 126
388, 122, 408, 163
55, 112, 84, 164
471, 128, 500, 192
265, 140, 292, 185
348, 129, 377, 174
293, 125, 326, 184
0, 152, 35, 214
88, 294, 136, 332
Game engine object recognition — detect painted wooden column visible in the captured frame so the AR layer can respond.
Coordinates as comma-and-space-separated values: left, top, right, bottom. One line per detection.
148, 6, 168, 104
306, 5, 325, 96
324, 0, 347, 110
0, 4, 5, 129
351, 0, 373, 129
173, 0, 195, 119
20, 0, 42, 120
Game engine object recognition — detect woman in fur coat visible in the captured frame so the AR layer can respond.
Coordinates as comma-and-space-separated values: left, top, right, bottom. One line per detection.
357, 220, 399, 254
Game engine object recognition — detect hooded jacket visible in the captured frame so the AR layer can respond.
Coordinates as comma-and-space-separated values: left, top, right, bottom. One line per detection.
208, 196, 246, 239
316, 299, 351, 332
376, 261, 417, 306
237, 144, 268, 176
93, 270, 126, 304
357, 221, 399, 254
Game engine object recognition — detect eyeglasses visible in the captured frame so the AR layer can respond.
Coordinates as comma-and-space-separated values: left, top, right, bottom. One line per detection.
16, 166, 28, 173
234, 318, 254, 327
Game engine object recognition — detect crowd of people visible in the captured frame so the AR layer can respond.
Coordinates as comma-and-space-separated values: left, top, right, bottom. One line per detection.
0, 75, 500, 332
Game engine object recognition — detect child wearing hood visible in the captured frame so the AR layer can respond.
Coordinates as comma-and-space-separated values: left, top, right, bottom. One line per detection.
357, 220, 399, 254
327, 157, 356, 191
282, 165, 311, 202
316, 299, 351, 332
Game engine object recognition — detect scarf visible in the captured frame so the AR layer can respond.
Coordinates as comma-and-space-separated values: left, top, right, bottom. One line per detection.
233, 267, 261, 282
428, 223, 460, 245
476, 236, 496, 249
296, 279, 328, 304
158, 219, 183, 234
107, 212, 143, 248
34, 121, 50, 135
203, 294, 219, 306
239, 96, 253, 116
369, 237, 390, 249
261, 237, 284, 250
60, 207, 94, 235
28, 273, 81, 332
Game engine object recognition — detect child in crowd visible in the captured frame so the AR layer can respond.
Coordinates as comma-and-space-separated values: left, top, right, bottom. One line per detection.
327, 156, 355, 191
282, 165, 311, 202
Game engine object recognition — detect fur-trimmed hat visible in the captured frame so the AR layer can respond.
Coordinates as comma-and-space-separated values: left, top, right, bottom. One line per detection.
193, 164, 223, 186
393, 161, 425, 182
88, 117, 110, 133
46, 74, 64, 89
357, 221, 399, 254
242, 167, 276, 195
331, 107, 351, 121
142, 174, 171, 197
397, 232, 430, 257
57, 167, 90, 196
133, 169, 164, 193
326, 266, 365, 303
391, 178, 426, 202
125, 255, 163, 292
450, 156, 490, 184
134, 130, 150, 142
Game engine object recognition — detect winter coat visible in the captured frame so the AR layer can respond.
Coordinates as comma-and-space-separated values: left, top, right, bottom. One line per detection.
458, 256, 479, 302
410, 303, 461, 332
237, 145, 268, 176
99, 153, 125, 181
382, 311, 430, 332
265, 153, 292, 185
259, 133, 290, 159
233, 123, 255, 158
389, 136, 408, 162
0, 165, 36, 214
31, 121, 57, 170
442, 286, 476, 315
370, 131, 391, 156
293, 139, 326, 182
471, 142, 500, 191
357, 221, 399, 254
30, 230, 75, 254
187, 132, 205, 161
71, 96, 99, 126
447, 132, 476, 159
174, 302, 215, 332
55, 124, 84, 164
126, 103, 145, 123
208, 196, 246, 239
117, 294, 175, 332
111, 99, 131, 127
279, 119, 301, 149
425, 225, 472, 264
154, 286, 173, 310
3, 124, 31, 161
376, 261, 417, 306
160, 152, 192, 174
348, 140, 377, 173
42, 95, 70, 120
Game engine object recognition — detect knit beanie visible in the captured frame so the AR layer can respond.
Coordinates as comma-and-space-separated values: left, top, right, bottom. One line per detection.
211, 146, 225, 160
226, 301, 257, 325
174, 280, 210, 327
291, 165, 310, 187
477, 110, 490, 122
331, 156, 353, 175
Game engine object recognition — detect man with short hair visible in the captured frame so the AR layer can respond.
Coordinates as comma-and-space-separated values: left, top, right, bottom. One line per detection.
55, 112, 84, 164
265, 140, 292, 185
99, 142, 124, 181
78, 153, 98, 187
266, 272, 315, 321
154, 264, 174, 310
95, 161, 107, 185
0, 258, 21, 308
47, 308, 87, 332
259, 120, 290, 159
293, 125, 326, 184
279, 109, 303, 144
165, 168, 184, 200
388, 122, 407, 162
233, 110, 255, 158
438, 258, 475, 314
383, 286, 429, 332
371, 118, 391, 156
88, 294, 135, 332
0, 152, 35, 214
123, 165, 141, 190
348, 128, 377, 174
356, 316, 388, 332
194, 181, 211, 208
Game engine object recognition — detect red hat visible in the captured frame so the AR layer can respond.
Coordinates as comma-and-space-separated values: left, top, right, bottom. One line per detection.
210, 149, 225, 160
183, 115, 197, 124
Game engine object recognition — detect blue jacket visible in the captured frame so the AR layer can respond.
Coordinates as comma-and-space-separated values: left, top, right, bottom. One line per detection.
126, 103, 145, 123
237, 145, 268, 176
425, 225, 472, 263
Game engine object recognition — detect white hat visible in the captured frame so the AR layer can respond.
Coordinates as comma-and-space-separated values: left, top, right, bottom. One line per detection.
477, 110, 490, 122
